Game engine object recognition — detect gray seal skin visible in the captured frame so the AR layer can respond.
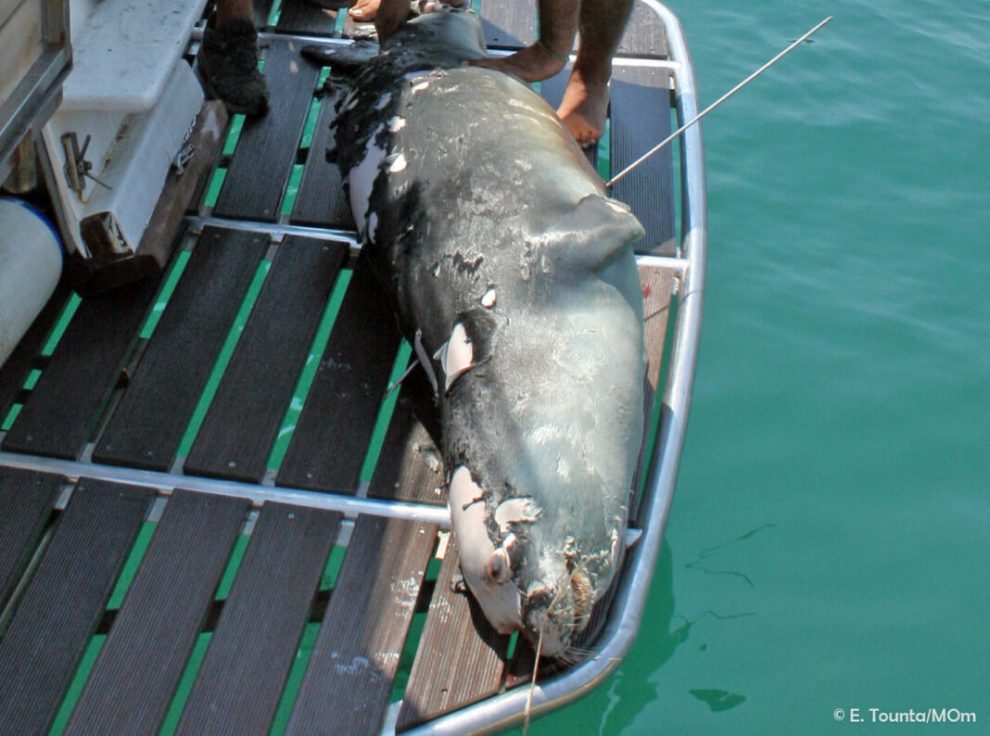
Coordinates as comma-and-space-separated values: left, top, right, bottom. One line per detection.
327, 10, 646, 658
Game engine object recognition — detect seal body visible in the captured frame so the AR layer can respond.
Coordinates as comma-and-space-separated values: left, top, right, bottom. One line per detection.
330, 11, 645, 657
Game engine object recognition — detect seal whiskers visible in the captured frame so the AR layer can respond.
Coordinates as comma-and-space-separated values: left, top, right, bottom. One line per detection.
523, 623, 544, 736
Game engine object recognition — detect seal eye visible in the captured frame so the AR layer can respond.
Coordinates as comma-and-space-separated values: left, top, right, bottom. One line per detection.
486, 548, 512, 584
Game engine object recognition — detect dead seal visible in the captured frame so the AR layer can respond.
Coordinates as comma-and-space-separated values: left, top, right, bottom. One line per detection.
316, 9, 645, 657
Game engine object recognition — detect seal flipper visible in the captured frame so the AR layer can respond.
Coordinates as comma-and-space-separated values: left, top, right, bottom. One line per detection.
536, 194, 646, 275
301, 41, 381, 70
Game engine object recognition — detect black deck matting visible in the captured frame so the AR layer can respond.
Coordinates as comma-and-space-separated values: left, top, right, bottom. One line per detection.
0, 479, 153, 736
276, 258, 402, 492
63, 491, 248, 736
291, 89, 355, 229
0, 468, 62, 608
276, 0, 341, 35
174, 502, 340, 736
610, 66, 676, 255
2, 280, 159, 459
184, 236, 349, 482
0, 285, 69, 421
286, 371, 442, 733
618, 2, 670, 58
213, 39, 322, 222
93, 227, 268, 471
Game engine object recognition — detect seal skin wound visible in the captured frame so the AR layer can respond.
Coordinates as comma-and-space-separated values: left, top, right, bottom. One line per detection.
438, 321, 475, 393
448, 467, 523, 635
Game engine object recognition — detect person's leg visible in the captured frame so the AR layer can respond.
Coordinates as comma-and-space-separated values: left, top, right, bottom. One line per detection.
557, 0, 633, 147
469, 0, 578, 83
199, 0, 269, 117
216, 0, 251, 23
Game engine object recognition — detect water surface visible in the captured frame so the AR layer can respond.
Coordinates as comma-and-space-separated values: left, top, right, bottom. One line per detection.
527, 1, 989, 732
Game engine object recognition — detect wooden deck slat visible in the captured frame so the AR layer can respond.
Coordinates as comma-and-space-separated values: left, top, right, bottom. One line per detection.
2, 280, 159, 459
617, 1, 670, 59
174, 502, 340, 736
184, 236, 349, 482
277, 1, 341, 35
286, 369, 442, 733
0, 479, 153, 736
0, 284, 69, 421
396, 538, 510, 731
276, 258, 402, 492
481, 0, 534, 48
628, 265, 675, 524
367, 371, 443, 506
290, 89, 355, 229
63, 491, 248, 736
286, 515, 437, 735
0, 468, 62, 608
610, 66, 676, 256
92, 227, 268, 471
212, 40, 321, 222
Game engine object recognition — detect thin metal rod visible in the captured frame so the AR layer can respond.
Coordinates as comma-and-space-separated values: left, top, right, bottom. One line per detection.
607, 15, 832, 189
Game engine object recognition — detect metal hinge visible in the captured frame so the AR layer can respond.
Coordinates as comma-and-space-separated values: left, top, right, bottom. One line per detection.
61, 132, 112, 198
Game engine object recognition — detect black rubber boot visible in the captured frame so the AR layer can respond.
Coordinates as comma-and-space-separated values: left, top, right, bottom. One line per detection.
198, 17, 269, 117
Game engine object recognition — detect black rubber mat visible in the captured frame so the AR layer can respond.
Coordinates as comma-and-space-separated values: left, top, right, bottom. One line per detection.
610, 66, 676, 255
174, 502, 339, 736
276, 258, 401, 492
63, 491, 248, 736
212, 39, 322, 222
93, 227, 268, 471
2, 280, 159, 459
0, 479, 153, 736
0, 468, 62, 607
277, 0, 342, 35
481, 0, 533, 48
291, 89, 355, 230
0, 284, 69, 421
184, 236, 349, 482
286, 515, 437, 736
618, 2, 670, 58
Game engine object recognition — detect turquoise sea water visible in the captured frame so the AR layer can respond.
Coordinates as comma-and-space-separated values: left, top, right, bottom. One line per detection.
531, 1, 990, 733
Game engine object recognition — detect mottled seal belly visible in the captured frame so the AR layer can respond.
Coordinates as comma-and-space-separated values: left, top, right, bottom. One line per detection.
325, 10, 645, 658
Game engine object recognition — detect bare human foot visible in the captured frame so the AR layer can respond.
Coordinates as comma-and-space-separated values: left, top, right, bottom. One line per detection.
555, 0, 632, 148
557, 69, 608, 148
350, 0, 408, 42
348, 0, 379, 22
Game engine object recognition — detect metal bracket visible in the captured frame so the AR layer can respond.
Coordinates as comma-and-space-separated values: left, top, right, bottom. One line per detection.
60, 131, 112, 198
171, 142, 196, 176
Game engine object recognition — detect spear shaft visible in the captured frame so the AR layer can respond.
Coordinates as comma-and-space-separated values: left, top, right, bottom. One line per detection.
606, 15, 833, 189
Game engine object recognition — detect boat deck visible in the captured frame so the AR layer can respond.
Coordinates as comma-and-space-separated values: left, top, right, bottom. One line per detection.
0, 1, 691, 733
